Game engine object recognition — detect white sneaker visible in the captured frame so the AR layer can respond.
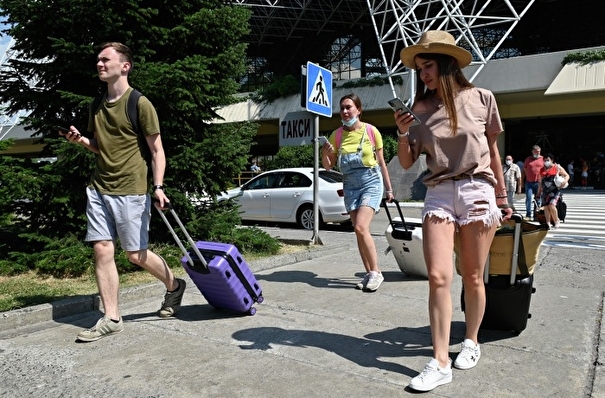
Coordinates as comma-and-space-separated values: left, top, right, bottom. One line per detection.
76, 316, 124, 342
362, 271, 384, 292
454, 339, 481, 370
355, 273, 370, 290
408, 358, 452, 392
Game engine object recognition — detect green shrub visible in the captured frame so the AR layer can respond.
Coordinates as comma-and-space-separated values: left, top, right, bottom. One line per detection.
0, 192, 282, 277
562, 49, 605, 65
189, 200, 282, 255
229, 226, 282, 255
263, 145, 315, 170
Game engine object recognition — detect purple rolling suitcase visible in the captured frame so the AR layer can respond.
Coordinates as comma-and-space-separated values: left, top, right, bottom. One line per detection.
157, 206, 264, 315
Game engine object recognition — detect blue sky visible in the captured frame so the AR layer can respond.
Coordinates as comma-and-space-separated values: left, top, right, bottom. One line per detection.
0, 17, 9, 57
0, 37, 10, 57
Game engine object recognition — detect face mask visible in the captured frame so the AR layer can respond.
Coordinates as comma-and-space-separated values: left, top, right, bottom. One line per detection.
544, 161, 552, 168
341, 117, 358, 127
533, 154, 539, 159
505, 160, 512, 166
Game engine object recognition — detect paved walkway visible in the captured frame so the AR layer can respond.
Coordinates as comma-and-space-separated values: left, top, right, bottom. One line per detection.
1, 204, 604, 397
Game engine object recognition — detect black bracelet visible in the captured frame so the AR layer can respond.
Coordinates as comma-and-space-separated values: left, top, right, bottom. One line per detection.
153, 185, 164, 191
498, 203, 513, 209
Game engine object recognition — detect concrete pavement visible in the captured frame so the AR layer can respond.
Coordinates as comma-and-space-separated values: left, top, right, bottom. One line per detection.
1, 204, 604, 397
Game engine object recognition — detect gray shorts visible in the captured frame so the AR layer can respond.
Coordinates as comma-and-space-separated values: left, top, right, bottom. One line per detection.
85, 187, 151, 251
422, 177, 501, 228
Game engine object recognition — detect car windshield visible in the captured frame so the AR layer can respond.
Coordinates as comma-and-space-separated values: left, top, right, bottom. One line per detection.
318, 170, 343, 183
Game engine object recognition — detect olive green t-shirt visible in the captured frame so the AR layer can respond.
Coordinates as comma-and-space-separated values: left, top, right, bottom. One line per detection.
87, 88, 160, 195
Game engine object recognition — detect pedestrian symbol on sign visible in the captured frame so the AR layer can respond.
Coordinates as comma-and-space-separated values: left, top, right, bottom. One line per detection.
310, 74, 328, 106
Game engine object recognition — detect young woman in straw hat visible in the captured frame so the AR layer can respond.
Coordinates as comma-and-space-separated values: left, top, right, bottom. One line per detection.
394, 30, 513, 392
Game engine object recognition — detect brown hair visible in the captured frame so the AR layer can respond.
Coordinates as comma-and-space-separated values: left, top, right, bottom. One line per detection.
414, 53, 474, 135
339, 93, 363, 117
97, 42, 134, 73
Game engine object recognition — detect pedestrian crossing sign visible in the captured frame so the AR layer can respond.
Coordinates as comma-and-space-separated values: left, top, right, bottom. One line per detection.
306, 61, 332, 117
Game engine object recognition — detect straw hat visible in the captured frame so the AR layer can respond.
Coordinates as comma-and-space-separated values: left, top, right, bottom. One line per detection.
400, 30, 472, 69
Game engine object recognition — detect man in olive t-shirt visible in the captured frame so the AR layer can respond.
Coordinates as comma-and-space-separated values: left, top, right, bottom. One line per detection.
60, 42, 185, 342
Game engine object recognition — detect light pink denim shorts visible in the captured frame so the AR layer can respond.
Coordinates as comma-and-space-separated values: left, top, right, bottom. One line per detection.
422, 176, 501, 228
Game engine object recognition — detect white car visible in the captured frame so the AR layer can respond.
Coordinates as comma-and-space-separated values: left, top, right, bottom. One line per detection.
218, 167, 350, 230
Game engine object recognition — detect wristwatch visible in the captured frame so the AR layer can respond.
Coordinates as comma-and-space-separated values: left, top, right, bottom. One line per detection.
153, 185, 164, 191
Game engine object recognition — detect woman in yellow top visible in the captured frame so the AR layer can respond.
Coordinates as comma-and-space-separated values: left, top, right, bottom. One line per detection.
321, 93, 394, 292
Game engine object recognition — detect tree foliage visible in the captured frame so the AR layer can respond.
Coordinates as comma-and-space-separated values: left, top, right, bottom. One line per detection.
0, 1, 269, 269
264, 145, 316, 170
251, 75, 301, 103
263, 133, 397, 172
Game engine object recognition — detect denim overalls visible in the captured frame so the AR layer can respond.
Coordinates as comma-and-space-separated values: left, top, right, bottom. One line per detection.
338, 127, 383, 213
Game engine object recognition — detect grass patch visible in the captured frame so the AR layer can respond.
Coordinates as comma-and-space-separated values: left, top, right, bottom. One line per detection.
0, 268, 188, 313
0, 244, 306, 313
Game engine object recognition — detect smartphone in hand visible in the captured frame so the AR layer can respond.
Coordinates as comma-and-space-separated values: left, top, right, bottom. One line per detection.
388, 98, 421, 126
55, 125, 81, 138
314, 136, 329, 145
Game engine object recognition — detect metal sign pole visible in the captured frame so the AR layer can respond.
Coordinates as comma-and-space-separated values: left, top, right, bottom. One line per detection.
312, 114, 322, 245
304, 62, 332, 245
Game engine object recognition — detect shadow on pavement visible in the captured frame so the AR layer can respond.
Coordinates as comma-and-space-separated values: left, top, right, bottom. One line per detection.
255, 270, 355, 289
232, 325, 435, 378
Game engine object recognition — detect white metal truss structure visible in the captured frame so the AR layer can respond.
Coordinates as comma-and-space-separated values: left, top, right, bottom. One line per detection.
0, 37, 31, 141
231, 0, 536, 99
1, 0, 537, 134
367, 0, 536, 99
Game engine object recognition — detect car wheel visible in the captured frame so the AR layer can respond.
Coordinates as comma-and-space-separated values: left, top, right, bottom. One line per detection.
297, 205, 324, 230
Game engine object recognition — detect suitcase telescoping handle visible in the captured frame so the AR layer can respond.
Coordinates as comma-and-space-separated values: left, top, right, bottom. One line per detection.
509, 213, 523, 285
155, 203, 209, 272
380, 198, 412, 241
484, 213, 523, 285
381, 197, 404, 225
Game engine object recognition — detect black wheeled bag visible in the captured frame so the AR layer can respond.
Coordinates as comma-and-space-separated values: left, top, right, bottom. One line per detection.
461, 214, 548, 334
534, 196, 566, 224
557, 195, 567, 222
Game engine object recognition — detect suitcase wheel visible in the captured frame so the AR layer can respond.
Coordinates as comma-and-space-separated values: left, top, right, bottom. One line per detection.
256, 295, 264, 304
249, 307, 257, 316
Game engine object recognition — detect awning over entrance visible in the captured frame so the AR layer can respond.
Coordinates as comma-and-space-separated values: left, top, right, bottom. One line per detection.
545, 61, 605, 95
0, 124, 46, 156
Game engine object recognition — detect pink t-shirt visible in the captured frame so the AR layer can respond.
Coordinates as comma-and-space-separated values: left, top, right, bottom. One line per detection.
407, 87, 503, 187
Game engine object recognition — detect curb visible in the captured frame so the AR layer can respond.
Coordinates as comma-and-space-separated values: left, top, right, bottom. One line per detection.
0, 243, 339, 333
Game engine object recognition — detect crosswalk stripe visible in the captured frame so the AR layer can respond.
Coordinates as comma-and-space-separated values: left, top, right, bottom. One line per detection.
513, 190, 605, 250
